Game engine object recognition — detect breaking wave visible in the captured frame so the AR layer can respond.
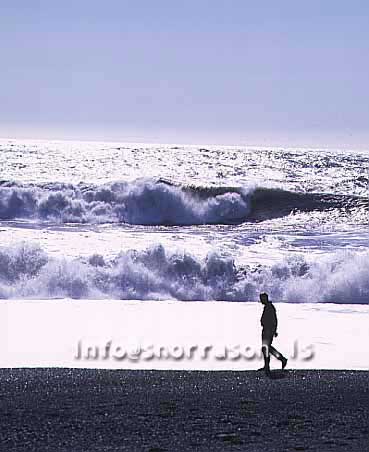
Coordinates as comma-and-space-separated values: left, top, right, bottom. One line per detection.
0, 179, 366, 226
0, 242, 368, 303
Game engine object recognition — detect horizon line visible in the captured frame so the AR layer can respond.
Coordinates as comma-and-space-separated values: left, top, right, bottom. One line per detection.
1, 134, 368, 153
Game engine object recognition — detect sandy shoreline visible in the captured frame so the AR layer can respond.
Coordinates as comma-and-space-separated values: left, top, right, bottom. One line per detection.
3, 301, 369, 370
1, 369, 368, 451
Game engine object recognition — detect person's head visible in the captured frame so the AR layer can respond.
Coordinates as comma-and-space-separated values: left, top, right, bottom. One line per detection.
259, 293, 269, 305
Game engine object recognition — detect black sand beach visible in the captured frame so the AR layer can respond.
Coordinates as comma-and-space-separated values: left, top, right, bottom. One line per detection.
0, 369, 368, 451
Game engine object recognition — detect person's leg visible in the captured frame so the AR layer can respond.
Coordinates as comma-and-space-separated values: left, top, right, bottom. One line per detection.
259, 331, 272, 372
261, 343, 271, 371
269, 345, 288, 369
269, 345, 283, 360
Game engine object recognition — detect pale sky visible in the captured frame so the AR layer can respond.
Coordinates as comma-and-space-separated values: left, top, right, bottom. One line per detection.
1, 1, 369, 148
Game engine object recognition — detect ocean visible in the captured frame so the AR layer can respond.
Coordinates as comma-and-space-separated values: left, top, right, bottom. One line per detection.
0, 138, 368, 304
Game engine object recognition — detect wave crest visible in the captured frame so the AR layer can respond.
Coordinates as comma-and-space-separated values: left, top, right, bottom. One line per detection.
0, 180, 251, 225
0, 179, 366, 225
0, 242, 368, 303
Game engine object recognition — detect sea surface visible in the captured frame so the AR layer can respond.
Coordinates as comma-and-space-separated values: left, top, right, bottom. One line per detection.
0, 139, 368, 303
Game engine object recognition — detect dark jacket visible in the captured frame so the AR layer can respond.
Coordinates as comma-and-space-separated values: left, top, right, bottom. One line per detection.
261, 302, 277, 332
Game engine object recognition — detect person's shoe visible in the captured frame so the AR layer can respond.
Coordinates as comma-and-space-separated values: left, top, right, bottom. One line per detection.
281, 357, 288, 369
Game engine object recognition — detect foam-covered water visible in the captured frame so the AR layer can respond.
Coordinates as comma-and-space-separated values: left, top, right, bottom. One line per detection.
0, 242, 368, 303
0, 139, 368, 302
1, 180, 365, 225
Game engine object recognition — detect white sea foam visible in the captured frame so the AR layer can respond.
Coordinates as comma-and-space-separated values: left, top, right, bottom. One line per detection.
0, 180, 251, 225
0, 179, 365, 225
0, 242, 368, 303
0, 141, 368, 306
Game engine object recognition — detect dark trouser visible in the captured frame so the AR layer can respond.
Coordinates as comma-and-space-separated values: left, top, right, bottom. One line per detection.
262, 329, 285, 369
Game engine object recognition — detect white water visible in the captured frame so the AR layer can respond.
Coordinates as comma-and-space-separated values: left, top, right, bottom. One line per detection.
1, 139, 367, 370
0, 139, 368, 302
0, 242, 368, 303
0, 140, 369, 303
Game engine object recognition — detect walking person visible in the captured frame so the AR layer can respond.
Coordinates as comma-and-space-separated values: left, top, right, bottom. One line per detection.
258, 292, 288, 374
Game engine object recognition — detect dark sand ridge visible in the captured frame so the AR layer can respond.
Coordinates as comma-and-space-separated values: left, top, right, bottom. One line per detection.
1, 369, 368, 451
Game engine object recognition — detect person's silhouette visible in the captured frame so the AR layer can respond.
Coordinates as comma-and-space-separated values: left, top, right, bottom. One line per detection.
258, 292, 287, 374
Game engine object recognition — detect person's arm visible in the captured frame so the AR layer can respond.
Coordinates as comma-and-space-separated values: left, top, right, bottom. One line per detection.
261, 308, 265, 327
273, 305, 278, 336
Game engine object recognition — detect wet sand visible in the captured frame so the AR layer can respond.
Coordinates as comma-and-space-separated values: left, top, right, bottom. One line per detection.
0, 369, 368, 451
